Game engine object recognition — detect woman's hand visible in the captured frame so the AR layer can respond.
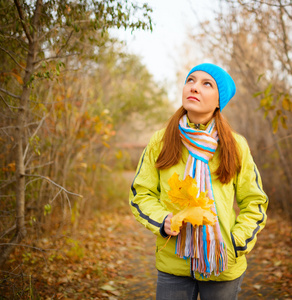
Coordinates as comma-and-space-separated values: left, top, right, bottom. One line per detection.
164, 213, 179, 236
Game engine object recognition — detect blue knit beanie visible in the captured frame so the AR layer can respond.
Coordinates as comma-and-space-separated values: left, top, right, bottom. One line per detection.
185, 63, 236, 111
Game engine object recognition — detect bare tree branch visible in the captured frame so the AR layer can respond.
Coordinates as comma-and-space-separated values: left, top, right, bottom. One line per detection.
23, 113, 48, 161
0, 223, 31, 240
23, 174, 83, 198
0, 94, 16, 113
64, 192, 72, 212
56, 30, 74, 56
24, 177, 41, 189
1, 263, 21, 275
278, 0, 292, 73
25, 161, 54, 171
37, 23, 59, 43
0, 121, 45, 130
0, 128, 12, 139
0, 46, 27, 71
283, 5, 292, 19
0, 34, 29, 50
37, 26, 75, 55
0, 226, 16, 240
33, 52, 78, 66
236, 0, 292, 8
50, 188, 63, 204
13, 0, 33, 44
0, 179, 16, 190
0, 87, 20, 99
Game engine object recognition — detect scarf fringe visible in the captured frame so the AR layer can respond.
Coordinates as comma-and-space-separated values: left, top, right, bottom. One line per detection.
175, 224, 228, 278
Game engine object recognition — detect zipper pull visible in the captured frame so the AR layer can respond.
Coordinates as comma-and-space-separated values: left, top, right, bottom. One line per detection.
195, 124, 200, 129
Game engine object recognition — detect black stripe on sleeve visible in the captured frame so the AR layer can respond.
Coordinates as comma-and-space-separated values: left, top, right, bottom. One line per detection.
131, 147, 147, 197
235, 166, 267, 252
130, 146, 162, 228
235, 204, 264, 252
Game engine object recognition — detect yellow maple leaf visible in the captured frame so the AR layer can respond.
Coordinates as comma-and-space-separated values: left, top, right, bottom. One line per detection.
167, 173, 217, 232
168, 173, 199, 208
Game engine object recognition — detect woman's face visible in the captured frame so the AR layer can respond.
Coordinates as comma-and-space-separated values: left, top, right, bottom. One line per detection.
182, 71, 219, 124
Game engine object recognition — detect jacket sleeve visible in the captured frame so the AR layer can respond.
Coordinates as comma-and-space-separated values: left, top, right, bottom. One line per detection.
231, 136, 268, 258
129, 131, 171, 237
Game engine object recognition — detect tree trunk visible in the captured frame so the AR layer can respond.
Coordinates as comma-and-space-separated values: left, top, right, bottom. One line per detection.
0, 0, 42, 268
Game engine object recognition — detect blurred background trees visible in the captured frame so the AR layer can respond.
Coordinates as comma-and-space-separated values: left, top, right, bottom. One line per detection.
0, 0, 170, 275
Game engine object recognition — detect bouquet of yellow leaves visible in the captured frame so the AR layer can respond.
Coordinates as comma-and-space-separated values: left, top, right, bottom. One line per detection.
168, 173, 217, 232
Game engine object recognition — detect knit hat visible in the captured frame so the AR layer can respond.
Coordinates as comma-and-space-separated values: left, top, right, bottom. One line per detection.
185, 63, 236, 111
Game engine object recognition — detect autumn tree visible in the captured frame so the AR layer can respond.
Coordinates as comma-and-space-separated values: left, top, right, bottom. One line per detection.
31, 38, 170, 215
0, 0, 154, 268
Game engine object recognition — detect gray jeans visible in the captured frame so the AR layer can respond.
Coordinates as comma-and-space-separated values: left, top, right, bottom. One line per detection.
156, 270, 245, 300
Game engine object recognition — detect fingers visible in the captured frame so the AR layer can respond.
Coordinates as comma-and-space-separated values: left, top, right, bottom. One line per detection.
164, 213, 179, 236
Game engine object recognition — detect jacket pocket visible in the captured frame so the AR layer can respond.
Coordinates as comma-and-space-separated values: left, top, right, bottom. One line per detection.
230, 232, 238, 258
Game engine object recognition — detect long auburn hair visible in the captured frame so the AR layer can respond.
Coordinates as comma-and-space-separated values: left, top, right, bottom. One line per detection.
155, 106, 241, 184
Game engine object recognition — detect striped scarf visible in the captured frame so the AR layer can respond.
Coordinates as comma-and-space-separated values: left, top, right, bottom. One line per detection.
176, 114, 228, 278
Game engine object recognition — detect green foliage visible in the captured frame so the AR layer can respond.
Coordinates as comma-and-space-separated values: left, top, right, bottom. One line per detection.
65, 238, 84, 260
0, 0, 153, 107
44, 204, 52, 216
254, 81, 291, 133
29, 216, 37, 226
29, 135, 41, 156
0, 0, 152, 53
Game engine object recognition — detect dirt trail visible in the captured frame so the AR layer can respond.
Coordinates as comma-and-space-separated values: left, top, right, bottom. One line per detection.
119, 213, 292, 300
2, 174, 290, 299
122, 171, 292, 299
119, 218, 157, 300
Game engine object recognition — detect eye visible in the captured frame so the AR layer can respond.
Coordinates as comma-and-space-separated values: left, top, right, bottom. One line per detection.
187, 77, 194, 83
204, 81, 213, 87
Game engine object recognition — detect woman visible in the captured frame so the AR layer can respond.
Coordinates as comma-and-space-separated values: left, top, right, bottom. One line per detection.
129, 63, 268, 300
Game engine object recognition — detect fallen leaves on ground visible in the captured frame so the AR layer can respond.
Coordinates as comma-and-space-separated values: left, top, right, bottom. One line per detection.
0, 210, 291, 299
0, 211, 157, 299
240, 212, 292, 299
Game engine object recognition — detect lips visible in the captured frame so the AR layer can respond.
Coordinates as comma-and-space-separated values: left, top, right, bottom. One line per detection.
187, 96, 200, 102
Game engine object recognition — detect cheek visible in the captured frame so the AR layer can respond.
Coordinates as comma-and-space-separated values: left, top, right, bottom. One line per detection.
182, 86, 187, 100
210, 92, 219, 107
182, 85, 187, 94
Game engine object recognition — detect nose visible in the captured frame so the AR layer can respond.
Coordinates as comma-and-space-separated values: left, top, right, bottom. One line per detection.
190, 82, 199, 93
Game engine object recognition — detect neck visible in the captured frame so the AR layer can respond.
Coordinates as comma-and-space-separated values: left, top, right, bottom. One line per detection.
187, 111, 214, 125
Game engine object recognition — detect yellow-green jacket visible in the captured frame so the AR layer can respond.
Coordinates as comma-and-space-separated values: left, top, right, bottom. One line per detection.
129, 126, 268, 281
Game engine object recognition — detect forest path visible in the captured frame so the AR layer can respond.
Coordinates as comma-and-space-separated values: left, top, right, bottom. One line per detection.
115, 211, 292, 300
5, 206, 291, 299
2, 173, 291, 299
118, 171, 292, 299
